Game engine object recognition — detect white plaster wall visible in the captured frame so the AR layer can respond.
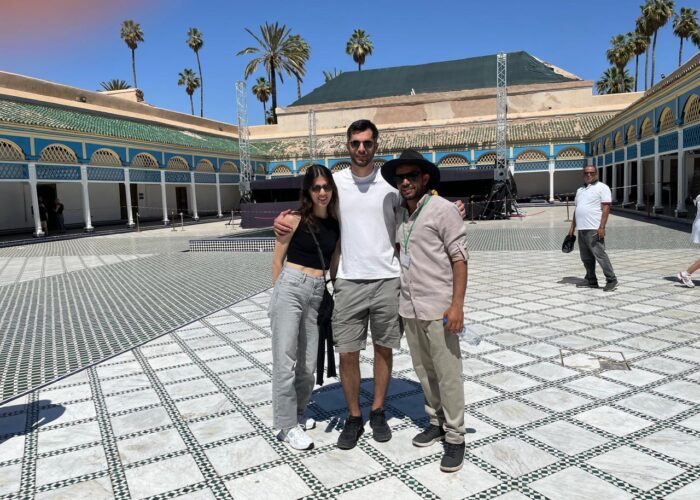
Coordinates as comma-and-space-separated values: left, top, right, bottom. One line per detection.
88, 183, 121, 222
553, 170, 582, 198
138, 184, 164, 219
56, 183, 84, 225
0, 182, 32, 230
195, 185, 218, 214
220, 185, 240, 213
513, 172, 549, 198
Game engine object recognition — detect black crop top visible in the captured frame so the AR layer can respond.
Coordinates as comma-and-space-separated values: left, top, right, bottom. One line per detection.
287, 217, 340, 270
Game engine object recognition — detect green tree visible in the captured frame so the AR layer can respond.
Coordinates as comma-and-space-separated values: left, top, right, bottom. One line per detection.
597, 66, 634, 94
628, 30, 649, 91
606, 33, 633, 71
177, 69, 201, 115
692, 27, 700, 49
346, 29, 373, 71
288, 34, 310, 99
673, 7, 699, 66
252, 76, 271, 120
99, 79, 131, 91
322, 68, 343, 82
237, 22, 305, 124
187, 27, 205, 117
640, 0, 675, 87
120, 20, 144, 89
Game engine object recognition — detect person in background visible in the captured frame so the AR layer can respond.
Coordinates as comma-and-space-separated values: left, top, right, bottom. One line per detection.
269, 165, 340, 450
677, 193, 700, 288
54, 198, 65, 234
38, 197, 48, 235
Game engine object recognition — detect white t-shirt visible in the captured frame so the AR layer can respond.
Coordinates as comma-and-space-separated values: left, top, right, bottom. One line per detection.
574, 181, 612, 230
334, 166, 401, 280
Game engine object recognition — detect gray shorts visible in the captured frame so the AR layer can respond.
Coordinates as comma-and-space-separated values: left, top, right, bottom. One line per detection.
332, 277, 401, 352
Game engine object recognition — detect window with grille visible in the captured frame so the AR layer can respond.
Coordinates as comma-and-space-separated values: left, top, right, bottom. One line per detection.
39, 144, 78, 164
373, 159, 386, 167
220, 161, 239, 173
556, 147, 584, 160
89, 149, 122, 167
332, 162, 350, 172
640, 118, 653, 139
627, 125, 636, 143
131, 153, 159, 168
516, 150, 547, 162
604, 138, 613, 152
197, 159, 215, 172
476, 152, 496, 165
438, 155, 469, 167
167, 156, 189, 170
658, 108, 676, 132
614, 132, 623, 149
256, 165, 266, 174
271, 165, 292, 176
0, 139, 25, 161
683, 95, 700, 124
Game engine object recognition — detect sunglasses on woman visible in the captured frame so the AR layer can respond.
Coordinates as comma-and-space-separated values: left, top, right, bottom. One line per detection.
310, 184, 333, 193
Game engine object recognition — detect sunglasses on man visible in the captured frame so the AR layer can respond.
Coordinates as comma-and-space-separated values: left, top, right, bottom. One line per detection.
310, 184, 333, 193
348, 140, 375, 150
394, 171, 422, 184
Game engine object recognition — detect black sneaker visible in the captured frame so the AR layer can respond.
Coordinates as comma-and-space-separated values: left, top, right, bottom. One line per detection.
369, 408, 392, 442
603, 280, 619, 292
440, 442, 465, 472
576, 281, 599, 288
412, 425, 446, 447
337, 416, 364, 450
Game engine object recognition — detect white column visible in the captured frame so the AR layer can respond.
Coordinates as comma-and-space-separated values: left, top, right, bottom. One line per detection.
602, 163, 607, 184
80, 165, 94, 232
215, 172, 223, 218
676, 150, 687, 216
190, 172, 199, 221
124, 169, 134, 228
623, 161, 630, 205
611, 162, 618, 203
654, 153, 663, 212
161, 170, 170, 225
28, 163, 44, 237
548, 158, 555, 202
636, 159, 645, 209
508, 159, 515, 175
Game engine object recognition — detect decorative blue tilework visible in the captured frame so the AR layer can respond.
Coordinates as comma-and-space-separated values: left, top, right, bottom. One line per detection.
555, 159, 585, 170
36, 165, 81, 181
597, 156, 603, 166
640, 139, 655, 157
164, 171, 191, 184
87, 166, 125, 182
658, 132, 679, 153
195, 173, 217, 184
684, 123, 700, 148
614, 149, 624, 163
129, 169, 161, 183
219, 174, 240, 184
514, 161, 548, 172
604, 153, 612, 165
0, 163, 29, 180
626, 144, 638, 159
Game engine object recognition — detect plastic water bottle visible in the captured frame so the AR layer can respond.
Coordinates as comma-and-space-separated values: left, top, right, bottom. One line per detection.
444, 318, 481, 346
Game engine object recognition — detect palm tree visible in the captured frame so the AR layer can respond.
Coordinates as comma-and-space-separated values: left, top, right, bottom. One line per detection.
99, 79, 131, 91
187, 27, 205, 117
636, 15, 653, 90
673, 7, 699, 66
346, 29, 373, 71
288, 34, 310, 99
252, 77, 271, 120
597, 67, 634, 94
177, 69, 201, 115
628, 30, 649, 91
640, 0, 675, 87
692, 28, 700, 49
237, 22, 305, 124
606, 34, 633, 71
323, 68, 343, 82
120, 20, 144, 89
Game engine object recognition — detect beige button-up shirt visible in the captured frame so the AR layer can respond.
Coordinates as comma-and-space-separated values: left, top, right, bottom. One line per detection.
396, 194, 468, 320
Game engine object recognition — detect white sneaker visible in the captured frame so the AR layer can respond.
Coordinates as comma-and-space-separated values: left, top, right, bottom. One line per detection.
298, 413, 316, 430
678, 271, 695, 288
277, 425, 314, 450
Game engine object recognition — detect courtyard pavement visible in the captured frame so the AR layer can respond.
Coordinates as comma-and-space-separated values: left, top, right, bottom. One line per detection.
0, 207, 699, 499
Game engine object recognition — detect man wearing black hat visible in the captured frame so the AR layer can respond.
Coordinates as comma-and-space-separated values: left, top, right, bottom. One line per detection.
381, 149, 468, 472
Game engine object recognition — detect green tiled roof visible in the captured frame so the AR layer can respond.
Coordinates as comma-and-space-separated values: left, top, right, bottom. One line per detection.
254, 113, 616, 159
0, 98, 255, 155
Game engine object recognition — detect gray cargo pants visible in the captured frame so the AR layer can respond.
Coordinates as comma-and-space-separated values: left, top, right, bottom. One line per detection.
268, 267, 325, 430
578, 229, 616, 284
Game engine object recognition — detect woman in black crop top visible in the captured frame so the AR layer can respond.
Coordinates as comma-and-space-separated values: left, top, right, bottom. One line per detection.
268, 166, 340, 450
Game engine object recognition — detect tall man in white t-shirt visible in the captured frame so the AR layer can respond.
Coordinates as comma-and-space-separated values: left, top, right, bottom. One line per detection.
567, 165, 618, 292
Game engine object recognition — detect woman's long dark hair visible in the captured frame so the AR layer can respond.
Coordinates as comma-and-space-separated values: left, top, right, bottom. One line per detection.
298, 165, 338, 231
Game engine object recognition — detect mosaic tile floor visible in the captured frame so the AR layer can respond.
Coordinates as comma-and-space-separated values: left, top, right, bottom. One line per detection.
1, 208, 699, 499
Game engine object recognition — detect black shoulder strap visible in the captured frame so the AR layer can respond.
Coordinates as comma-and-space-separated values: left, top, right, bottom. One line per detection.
308, 224, 331, 286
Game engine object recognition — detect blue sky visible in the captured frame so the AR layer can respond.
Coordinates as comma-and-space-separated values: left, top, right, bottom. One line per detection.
1, 0, 698, 125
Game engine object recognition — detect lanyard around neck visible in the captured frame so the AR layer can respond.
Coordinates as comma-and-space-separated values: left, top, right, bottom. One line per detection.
402, 195, 432, 253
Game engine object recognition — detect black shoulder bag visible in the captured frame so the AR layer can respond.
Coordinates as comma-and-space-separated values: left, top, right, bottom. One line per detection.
308, 226, 337, 385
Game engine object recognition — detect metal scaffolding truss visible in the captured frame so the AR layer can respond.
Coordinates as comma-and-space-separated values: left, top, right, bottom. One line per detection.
495, 52, 508, 181
236, 80, 253, 202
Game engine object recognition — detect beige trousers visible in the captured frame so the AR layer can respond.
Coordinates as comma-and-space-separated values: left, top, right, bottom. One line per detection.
404, 317, 465, 444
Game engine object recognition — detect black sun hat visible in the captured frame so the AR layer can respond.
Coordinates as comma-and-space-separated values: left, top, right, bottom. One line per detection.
380, 149, 440, 190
